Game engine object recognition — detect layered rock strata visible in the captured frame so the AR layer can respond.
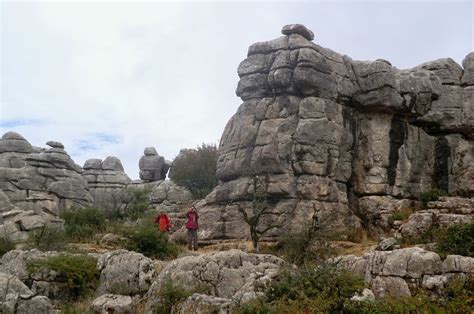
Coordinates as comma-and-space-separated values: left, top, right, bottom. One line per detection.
138, 147, 170, 182
336, 247, 474, 298
199, 24, 473, 240
0, 133, 92, 241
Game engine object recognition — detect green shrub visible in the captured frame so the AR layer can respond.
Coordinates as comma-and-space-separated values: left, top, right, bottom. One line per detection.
0, 237, 15, 257
437, 223, 474, 258
152, 280, 194, 314
28, 225, 67, 251
169, 143, 218, 199
124, 219, 178, 259
419, 188, 448, 205
240, 263, 364, 313
27, 254, 99, 300
61, 207, 106, 241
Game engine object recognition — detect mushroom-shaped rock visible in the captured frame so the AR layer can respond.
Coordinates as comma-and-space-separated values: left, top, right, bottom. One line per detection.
281, 24, 314, 41
45, 140, 65, 149
462, 52, 474, 86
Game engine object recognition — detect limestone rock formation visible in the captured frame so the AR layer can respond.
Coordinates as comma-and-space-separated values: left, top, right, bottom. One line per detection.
139, 147, 170, 181
96, 250, 158, 296
82, 156, 131, 209
0, 134, 92, 242
0, 272, 52, 314
145, 250, 284, 311
198, 24, 473, 241
335, 247, 474, 298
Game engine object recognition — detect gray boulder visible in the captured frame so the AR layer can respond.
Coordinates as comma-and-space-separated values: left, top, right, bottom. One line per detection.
281, 24, 314, 40
462, 52, 474, 85
145, 250, 284, 311
139, 147, 169, 181
91, 294, 133, 314
96, 250, 158, 296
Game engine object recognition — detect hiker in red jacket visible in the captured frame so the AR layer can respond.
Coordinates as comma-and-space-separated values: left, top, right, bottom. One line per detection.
185, 206, 199, 251
155, 212, 171, 233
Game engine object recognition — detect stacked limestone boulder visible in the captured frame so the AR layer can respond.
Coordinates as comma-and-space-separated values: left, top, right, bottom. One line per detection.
0, 133, 92, 242
199, 24, 473, 241
138, 147, 170, 182
82, 156, 132, 209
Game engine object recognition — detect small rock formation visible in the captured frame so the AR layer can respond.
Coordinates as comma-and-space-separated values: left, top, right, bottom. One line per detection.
148, 180, 193, 205
0, 133, 92, 242
399, 197, 474, 239
96, 250, 158, 296
145, 250, 284, 311
335, 247, 474, 298
91, 294, 134, 314
82, 156, 131, 209
0, 272, 52, 314
198, 24, 473, 241
174, 294, 234, 314
139, 147, 170, 182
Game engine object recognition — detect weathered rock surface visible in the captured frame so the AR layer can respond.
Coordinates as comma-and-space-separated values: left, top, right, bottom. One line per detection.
335, 247, 474, 298
82, 156, 131, 209
145, 250, 284, 311
139, 147, 170, 181
0, 134, 92, 242
399, 197, 474, 239
96, 250, 158, 296
148, 180, 193, 205
174, 293, 234, 314
91, 294, 133, 314
197, 24, 473, 241
0, 272, 52, 314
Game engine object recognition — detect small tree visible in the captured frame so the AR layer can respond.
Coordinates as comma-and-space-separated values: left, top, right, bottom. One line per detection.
235, 173, 284, 252
169, 143, 218, 199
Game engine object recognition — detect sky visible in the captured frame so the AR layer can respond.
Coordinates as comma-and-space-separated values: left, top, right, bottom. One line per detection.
1, 0, 473, 179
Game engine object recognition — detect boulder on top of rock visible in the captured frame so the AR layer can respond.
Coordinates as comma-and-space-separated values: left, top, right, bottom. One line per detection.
462, 52, 474, 86
139, 147, 169, 181
281, 24, 314, 40
45, 141, 65, 149
417, 58, 463, 85
0, 132, 33, 154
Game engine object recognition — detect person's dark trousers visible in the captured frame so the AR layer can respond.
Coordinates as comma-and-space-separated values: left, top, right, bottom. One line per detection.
187, 228, 198, 250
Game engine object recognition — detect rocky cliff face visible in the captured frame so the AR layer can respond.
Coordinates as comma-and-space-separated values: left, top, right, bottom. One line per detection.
0, 133, 92, 241
199, 24, 473, 240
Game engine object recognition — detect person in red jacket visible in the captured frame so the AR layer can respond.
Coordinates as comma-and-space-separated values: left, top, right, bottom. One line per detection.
185, 206, 199, 251
155, 212, 171, 233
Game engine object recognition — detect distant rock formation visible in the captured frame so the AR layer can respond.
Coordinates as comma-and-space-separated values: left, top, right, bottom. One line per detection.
138, 147, 170, 182
0, 133, 92, 241
82, 156, 132, 209
198, 24, 473, 240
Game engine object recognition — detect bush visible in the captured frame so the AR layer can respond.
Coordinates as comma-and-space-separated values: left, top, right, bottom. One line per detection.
28, 225, 67, 251
124, 219, 178, 259
152, 280, 194, 314
103, 187, 152, 221
27, 254, 99, 300
61, 207, 106, 241
169, 143, 218, 199
0, 237, 15, 257
437, 223, 474, 257
238, 264, 364, 313
420, 188, 448, 205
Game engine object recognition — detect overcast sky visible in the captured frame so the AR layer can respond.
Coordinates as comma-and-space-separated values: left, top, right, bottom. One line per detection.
1, 1, 473, 179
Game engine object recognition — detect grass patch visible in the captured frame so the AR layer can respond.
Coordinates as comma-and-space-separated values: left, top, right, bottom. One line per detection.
0, 237, 15, 257
27, 254, 99, 301
27, 225, 68, 251
437, 223, 474, 258
61, 207, 106, 242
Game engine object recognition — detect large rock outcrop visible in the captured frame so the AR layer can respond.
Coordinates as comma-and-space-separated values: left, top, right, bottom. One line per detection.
138, 147, 170, 182
0, 134, 92, 241
198, 24, 473, 241
145, 250, 284, 311
335, 247, 474, 298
